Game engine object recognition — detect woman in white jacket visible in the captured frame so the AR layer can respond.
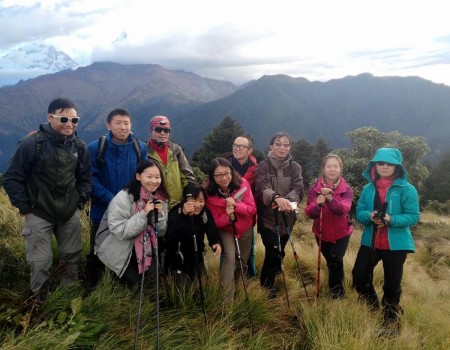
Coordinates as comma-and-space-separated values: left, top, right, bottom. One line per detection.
95, 159, 168, 287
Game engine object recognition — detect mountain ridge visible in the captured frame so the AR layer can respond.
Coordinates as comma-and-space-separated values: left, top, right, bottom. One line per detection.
1, 63, 449, 172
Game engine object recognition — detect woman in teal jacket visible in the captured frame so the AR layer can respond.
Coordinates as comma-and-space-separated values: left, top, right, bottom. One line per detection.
352, 148, 419, 330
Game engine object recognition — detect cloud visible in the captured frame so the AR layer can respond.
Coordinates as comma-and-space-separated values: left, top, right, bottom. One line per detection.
1, 0, 450, 86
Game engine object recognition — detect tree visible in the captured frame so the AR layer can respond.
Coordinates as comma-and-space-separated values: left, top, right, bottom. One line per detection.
290, 138, 315, 187
315, 137, 332, 160
191, 115, 244, 173
251, 148, 266, 164
423, 150, 450, 203
290, 137, 332, 188
341, 126, 430, 201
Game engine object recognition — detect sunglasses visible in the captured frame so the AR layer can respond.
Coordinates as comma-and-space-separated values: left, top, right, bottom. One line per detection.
50, 114, 80, 124
154, 127, 171, 134
376, 161, 395, 166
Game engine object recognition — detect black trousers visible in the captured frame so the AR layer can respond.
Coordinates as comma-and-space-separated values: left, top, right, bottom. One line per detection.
352, 245, 407, 322
260, 228, 289, 291
318, 235, 350, 298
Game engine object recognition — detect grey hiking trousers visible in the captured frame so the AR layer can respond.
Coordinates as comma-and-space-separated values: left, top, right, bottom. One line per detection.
22, 211, 82, 293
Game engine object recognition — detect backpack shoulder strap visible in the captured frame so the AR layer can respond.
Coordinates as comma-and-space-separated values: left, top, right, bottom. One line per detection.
30, 130, 45, 168
96, 135, 108, 169
132, 137, 142, 164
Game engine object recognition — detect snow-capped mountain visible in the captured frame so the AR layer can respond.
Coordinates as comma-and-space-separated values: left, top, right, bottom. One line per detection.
0, 42, 78, 87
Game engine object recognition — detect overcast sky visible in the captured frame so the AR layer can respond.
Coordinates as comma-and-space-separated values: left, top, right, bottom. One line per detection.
1, 0, 449, 86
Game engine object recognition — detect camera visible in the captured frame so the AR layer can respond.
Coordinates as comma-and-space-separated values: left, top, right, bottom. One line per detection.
373, 202, 388, 225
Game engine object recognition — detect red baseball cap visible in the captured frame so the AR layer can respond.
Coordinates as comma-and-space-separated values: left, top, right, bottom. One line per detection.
150, 115, 170, 130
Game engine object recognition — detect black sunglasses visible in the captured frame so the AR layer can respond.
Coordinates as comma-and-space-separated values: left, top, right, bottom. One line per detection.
50, 114, 80, 124
376, 161, 395, 166
154, 127, 171, 134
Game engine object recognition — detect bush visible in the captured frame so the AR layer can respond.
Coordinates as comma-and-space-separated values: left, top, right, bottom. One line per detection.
424, 200, 450, 215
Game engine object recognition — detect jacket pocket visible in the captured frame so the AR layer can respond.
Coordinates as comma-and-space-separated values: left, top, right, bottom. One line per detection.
21, 228, 32, 237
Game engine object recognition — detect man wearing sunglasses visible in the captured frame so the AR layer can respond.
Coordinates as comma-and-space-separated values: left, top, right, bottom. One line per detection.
225, 136, 258, 277
3, 98, 91, 302
147, 115, 195, 209
85, 108, 148, 289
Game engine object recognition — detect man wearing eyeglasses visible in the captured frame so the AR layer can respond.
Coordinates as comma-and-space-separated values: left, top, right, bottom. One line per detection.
147, 115, 195, 209
85, 108, 148, 289
226, 136, 258, 277
3, 98, 91, 301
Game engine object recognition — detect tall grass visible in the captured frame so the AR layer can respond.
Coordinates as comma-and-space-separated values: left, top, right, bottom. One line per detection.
1, 188, 449, 349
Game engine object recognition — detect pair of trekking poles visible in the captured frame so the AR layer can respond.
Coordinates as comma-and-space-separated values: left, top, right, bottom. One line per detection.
134, 196, 210, 349
134, 203, 161, 350
273, 208, 311, 307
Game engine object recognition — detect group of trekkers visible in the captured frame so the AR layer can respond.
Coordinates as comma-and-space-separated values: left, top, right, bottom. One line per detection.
3, 97, 419, 336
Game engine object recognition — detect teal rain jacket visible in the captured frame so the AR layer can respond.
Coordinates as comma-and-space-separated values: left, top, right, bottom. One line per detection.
356, 148, 419, 252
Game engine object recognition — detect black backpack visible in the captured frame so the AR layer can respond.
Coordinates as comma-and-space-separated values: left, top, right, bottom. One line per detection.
31, 130, 86, 169
95, 135, 142, 169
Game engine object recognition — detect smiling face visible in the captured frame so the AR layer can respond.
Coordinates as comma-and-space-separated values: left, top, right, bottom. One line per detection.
323, 157, 342, 183
107, 114, 132, 143
270, 136, 291, 160
190, 192, 206, 215
136, 165, 162, 193
47, 108, 78, 137
213, 165, 233, 191
232, 136, 252, 163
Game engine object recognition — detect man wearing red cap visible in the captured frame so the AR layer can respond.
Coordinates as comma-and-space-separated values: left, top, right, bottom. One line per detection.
147, 115, 195, 209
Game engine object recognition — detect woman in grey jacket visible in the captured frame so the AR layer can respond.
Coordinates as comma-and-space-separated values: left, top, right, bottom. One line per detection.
95, 159, 168, 287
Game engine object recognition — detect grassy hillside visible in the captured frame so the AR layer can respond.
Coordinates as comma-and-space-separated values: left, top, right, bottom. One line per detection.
1, 188, 449, 349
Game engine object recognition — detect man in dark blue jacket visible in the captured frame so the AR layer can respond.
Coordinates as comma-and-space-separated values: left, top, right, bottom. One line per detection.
3, 98, 91, 301
85, 108, 147, 288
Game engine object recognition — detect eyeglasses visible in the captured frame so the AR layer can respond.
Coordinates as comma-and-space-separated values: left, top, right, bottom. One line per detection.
213, 171, 232, 179
273, 142, 290, 148
232, 144, 250, 150
50, 114, 80, 124
376, 161, 395, 166
154, 127, 171, 134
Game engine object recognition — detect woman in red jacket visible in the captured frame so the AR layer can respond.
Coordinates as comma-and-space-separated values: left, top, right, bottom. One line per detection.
305, 154, 353, 299
205, 157, 256, 302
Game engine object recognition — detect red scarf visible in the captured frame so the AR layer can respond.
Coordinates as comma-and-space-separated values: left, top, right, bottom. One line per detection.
133, 187, 162, 274
149, 139, 168, 165
374, 176, 394, 250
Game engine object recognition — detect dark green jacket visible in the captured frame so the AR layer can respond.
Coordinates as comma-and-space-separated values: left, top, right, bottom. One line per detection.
3, 123, 91, 224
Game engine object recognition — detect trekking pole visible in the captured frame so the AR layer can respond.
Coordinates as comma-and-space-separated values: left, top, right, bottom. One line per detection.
187, 194, 208, 324
230, 217, 254, 333
153, 203, 161, 350
134, 214, 152, 350
281, 212, 311, 305
274, 208, 290, 308
316, 206, 323, 302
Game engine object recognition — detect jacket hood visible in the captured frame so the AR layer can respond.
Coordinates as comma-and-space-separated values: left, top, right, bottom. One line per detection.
362, 147, 407, 182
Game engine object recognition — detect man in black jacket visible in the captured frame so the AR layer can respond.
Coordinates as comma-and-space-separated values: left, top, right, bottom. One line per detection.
3, 98, 91, 300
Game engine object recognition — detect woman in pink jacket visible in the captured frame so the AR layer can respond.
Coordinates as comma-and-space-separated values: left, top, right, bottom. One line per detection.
206, 157, 256, 302
305, 154, 353, 299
